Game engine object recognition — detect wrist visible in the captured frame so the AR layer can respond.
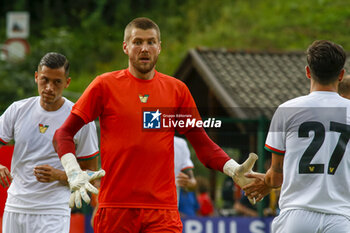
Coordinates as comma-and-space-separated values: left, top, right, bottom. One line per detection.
223, 159, 239, 177
263, 176, 279, 189
61, 153, 81, 177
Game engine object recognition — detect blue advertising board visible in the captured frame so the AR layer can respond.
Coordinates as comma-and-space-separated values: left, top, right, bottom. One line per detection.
182, 216, 274, 233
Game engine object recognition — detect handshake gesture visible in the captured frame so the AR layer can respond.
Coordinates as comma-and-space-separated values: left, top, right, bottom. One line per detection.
223, 153, 260, 204
61, 153, 105, 208
224, 152, 279, 203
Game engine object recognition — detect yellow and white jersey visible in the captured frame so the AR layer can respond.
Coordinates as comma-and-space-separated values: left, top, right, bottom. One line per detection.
265, 91, 350, 218
0, 96, 99, 216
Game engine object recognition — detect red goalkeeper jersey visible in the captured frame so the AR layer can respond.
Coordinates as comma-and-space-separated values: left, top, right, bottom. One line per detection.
72, 69, 199, 209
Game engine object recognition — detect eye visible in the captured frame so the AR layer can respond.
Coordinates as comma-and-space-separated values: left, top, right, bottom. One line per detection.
55, 80, 62, 85
40, 77, 48, 83
134, 40, 142, 45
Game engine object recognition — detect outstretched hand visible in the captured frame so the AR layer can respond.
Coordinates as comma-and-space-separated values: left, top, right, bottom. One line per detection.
224, 153, 258, 204
232, 153, 258, 187
68, 169, 105, 208
61, 153, 105, 209
243, 173, 271, 202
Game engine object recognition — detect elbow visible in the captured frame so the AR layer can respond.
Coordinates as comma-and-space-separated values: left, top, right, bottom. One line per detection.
52, 129, 60, 152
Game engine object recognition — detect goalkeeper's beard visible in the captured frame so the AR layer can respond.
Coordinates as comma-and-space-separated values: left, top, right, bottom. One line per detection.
132, 57, 158, 74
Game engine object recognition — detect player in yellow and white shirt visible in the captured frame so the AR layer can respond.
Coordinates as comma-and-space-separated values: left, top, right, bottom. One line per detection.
244, 40, 350, 233
0, 52, 100, 233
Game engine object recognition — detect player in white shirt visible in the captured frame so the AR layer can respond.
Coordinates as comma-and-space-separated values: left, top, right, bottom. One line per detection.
243, 40, 350, 233
0, 52, 101, 233
174, 136, 197, 204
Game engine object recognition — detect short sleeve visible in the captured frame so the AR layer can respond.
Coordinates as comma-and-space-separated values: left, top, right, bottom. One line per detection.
74, 120, 99, 160
179, 139, 194, 171
265, 107, 286, 155
0, 103, 17, 144
72, 76, 104, 124
174, 137, 194, 177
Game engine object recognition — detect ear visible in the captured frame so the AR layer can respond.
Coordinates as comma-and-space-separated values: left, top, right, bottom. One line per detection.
338, 69, 345, 82
65, 77, 71, 88
35, 71, 38, 83
305, 66, 312, 80
158, 41, 162, 54
123, 41, 128, 55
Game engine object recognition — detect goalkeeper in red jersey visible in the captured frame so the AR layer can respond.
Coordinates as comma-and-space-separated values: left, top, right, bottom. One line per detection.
53, 17, 258, 233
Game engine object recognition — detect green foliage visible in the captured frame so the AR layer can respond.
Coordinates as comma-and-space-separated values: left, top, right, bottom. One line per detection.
1, 0, 350, 108
0, 59, 36, 113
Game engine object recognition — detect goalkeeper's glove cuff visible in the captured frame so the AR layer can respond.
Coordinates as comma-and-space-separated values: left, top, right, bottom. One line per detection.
223, 159, 239, 177
61, 153, 82, 178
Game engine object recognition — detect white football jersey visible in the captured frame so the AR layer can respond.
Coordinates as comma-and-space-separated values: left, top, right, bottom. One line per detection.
0, 96, 99, 216
265, 91, 350, 218
174, 136, 194, 204
174, 136, 194, 178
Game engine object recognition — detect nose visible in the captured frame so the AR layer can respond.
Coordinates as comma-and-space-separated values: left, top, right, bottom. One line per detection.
45, 81, 54, 92
141, 42, 149, 52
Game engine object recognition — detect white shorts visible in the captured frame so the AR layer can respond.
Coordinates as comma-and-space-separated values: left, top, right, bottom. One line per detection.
2, 211, 70, 233
272, 209, 350, 233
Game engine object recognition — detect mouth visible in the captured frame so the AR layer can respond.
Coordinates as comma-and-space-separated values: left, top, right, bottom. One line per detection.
139, 57, 150, 63
42, 93, 54, 98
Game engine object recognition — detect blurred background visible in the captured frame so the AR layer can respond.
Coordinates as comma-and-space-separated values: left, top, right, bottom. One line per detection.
1, 0, 350, 232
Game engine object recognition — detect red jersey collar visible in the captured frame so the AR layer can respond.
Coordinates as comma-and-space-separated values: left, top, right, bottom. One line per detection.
125, 69, 158, 83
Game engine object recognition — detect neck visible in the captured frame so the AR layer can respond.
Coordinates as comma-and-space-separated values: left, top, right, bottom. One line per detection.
128, 66, 155, 80
310, 80, 339, 93
40, 98, 65, 111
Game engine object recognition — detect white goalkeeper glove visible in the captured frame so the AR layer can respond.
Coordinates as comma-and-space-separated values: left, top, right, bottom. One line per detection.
61, 153, 106, 208
223, 153, 258, 204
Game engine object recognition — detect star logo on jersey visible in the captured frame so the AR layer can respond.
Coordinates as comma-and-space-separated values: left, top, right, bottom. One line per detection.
39, 124, 49, 134
143, 109, 161, 129
139, 94, 149, 103
309, 166, 315, 172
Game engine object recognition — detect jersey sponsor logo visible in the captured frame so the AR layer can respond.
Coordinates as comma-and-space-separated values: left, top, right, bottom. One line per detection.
39, 124, 49, 133
143, 109, 161, 129
139, 94, 149, 103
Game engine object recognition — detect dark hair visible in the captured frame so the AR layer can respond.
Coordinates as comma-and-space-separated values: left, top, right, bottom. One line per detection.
306, 40, 346, 85
38, 52, 70, 78
124, 17, 160, 42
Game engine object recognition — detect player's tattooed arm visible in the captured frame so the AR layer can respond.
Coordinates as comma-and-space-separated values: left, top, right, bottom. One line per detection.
264, 153, 283, 188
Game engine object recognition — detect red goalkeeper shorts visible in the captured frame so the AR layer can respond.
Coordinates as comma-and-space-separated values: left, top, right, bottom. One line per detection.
93, 207, 182, 233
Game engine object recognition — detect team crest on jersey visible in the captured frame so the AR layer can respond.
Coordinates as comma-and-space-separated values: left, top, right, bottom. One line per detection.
39, 124, 49, 134
139, 94, 149, 103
